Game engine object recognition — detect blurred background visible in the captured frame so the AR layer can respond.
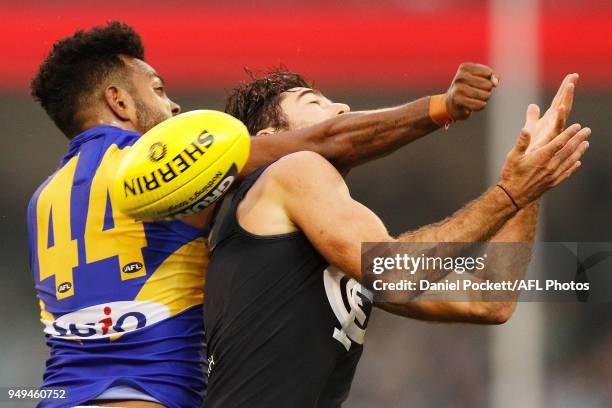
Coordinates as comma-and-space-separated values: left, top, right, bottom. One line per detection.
0, 0, 610, 407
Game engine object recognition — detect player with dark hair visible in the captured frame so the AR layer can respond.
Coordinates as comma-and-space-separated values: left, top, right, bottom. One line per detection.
30, 22, 501, 407
31, 22, 173, 138
202, 70, 587, 407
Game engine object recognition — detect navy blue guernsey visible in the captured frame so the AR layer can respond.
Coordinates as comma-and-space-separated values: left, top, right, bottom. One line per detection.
204, 165, 373, 408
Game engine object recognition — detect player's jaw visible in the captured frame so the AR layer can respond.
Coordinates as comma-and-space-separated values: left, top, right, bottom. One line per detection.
278, 87, 350, 131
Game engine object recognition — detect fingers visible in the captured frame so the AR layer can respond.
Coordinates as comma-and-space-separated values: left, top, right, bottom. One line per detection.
457, 96, 488, 112
459, 74, 496, 91
541, 103, 568, 137
513, 128, 532, 155
550, 74, 571, 108
544, 74, 578, 132
562, 81, 576, 115
541, 123, 582, 157
550, 74, 574, 107
553, 104, 566, 134
460, 86, 492, 101
459, 63, 498, 79
551, 161, 581, 187
524, 104, 541, 128
550, 73, 579, 111
491, 74, 500, 87
551, 128, 591, 173
554, 141, 589, 179
448, 63, 500, 119
457, 63, 499, 88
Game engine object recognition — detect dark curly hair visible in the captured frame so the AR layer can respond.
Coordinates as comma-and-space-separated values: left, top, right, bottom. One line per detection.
224, 68, 312, 135
31, 21, 145, 138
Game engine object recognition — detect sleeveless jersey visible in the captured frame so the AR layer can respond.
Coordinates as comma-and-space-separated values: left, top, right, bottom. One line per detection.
27, 125, 208, 408
204, 165, 373, 408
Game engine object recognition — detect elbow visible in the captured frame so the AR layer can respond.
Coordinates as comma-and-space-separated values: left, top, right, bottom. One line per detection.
489, 305, 514, 325
473, 302, 516, 325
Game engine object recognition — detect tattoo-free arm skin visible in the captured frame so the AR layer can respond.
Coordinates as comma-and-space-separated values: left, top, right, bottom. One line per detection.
377, 203, 540, 325
268, 152, 516, 282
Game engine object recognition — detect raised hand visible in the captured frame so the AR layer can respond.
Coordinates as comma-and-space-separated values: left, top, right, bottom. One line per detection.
525, 73, 579, 153
498, 122, 590, 208
445, 63, 500, 121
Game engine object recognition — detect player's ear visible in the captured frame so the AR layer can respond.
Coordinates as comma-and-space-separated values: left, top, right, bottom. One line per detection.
103, 85, 134, 122
256, 127, 277, 137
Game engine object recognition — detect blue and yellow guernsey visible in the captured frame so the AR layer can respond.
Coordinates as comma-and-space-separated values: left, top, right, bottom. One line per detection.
27, 125, 208, 408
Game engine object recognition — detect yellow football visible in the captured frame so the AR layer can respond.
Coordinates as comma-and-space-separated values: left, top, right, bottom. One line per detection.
112, 110, 250, 220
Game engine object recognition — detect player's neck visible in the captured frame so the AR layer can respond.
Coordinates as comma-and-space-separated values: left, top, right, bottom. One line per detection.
80, 115, 138, 134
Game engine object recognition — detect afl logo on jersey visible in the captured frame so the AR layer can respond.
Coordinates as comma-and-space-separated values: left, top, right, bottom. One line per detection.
122, 262, 143, 274
57, 282, 72, 293
42, 300, 171, 340
323, 267, 373, 351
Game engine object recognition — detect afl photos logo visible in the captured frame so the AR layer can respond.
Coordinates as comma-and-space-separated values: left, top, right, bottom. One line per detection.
323, 267, 373, 351
148, 142, 168, 162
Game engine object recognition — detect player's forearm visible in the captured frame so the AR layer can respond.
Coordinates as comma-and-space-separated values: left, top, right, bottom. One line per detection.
463, 202, 539, 307
384, 204, 540, 323
376, 299, 513, 325
490, 201, 540, 243
360, 188, 519, 303
317, 97, 439, 169
243, 97, 437, 176
397, 186, 518, 244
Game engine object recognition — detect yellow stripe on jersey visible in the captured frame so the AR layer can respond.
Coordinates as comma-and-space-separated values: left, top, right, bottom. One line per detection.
135, 237, 208, 315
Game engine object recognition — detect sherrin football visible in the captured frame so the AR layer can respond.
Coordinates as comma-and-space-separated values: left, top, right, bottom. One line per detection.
112, 110, 250, 220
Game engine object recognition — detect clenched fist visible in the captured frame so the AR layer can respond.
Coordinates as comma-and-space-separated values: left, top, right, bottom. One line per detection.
445, 63, 499, 121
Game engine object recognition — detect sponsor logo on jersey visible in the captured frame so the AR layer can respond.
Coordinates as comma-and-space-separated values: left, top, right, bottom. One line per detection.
323, 267, 373, 351
43, 300, 171, 340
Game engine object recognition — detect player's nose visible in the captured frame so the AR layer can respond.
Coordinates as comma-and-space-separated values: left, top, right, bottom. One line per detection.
334, 103, 350, 116
170, 100, 181, 116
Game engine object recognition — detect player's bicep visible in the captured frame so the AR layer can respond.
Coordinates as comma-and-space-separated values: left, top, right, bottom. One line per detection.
275, 152, 391, 280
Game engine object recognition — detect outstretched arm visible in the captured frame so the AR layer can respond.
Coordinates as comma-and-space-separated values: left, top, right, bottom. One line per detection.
243, 63, 499, 174
484, 73, 579, 245
390, 74, 581, 244
267, 113, 588, 323
183, 63, 496, 229
376, 74, 586, 323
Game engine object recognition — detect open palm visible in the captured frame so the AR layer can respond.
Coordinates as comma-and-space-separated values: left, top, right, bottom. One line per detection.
524, 73, 579, 154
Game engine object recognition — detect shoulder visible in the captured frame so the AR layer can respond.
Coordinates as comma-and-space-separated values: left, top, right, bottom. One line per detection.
111, 128, 141, 149
239, 151, 345, 218
87, 126, 142, 150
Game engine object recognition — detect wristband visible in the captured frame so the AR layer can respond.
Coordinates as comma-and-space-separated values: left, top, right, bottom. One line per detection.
496, 184, 520, 212
429, 94, 453, 128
